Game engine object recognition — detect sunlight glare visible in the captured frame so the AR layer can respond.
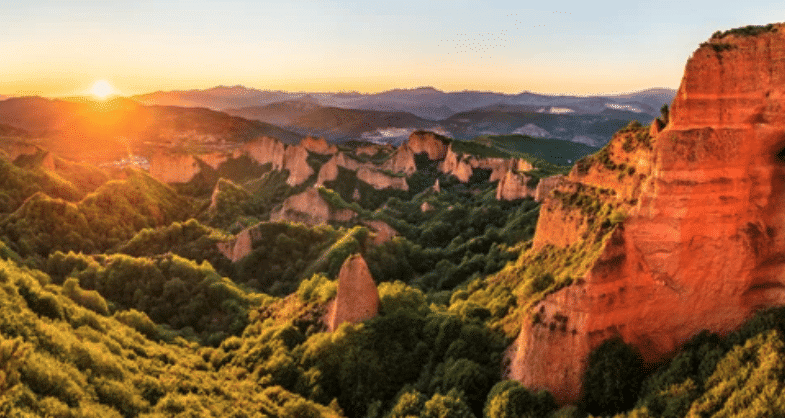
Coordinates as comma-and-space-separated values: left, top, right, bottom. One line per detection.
90, 80, 116, 100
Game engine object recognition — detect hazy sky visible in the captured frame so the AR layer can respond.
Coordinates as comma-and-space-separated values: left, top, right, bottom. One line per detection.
1, 0, 783, 97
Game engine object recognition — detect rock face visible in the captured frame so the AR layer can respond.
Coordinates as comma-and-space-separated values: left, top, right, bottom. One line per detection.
534, 175, 565, 202
381, 144, 417, 175
148, 135, 315, 185
407, 131, 449, 160
477, 157, 533, 182
270, 188, 356, 226
283, 145, 314, 186
316, 154, 339, 186
439, 145, 474, 182
243, 136, 286, 170
363, 220, 399, 245
217, 228, 254, 262
356, 166, 408, 191
439, 144, 534, 183
301, 136, 337, 155
335, 152, 363, 171
149, 152, 201, 183
510, 25, 785, 404
495, 171, 534, 201
326, 254, 380, 331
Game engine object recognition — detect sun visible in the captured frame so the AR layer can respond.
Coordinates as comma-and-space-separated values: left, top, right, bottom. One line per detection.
89, 80, 117, 100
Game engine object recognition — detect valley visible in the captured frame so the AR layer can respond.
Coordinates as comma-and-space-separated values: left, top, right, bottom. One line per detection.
2, 21, 785, 418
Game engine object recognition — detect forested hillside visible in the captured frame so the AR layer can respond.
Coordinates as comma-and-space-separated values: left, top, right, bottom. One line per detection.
2, 115, 785, 418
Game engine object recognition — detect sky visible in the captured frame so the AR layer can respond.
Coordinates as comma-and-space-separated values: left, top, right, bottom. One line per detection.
1, 0, 783, 97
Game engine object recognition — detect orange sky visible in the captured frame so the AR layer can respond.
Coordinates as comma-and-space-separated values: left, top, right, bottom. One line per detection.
1, 1, 782, 97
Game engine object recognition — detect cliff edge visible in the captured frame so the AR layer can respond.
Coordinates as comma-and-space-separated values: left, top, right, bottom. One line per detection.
509, 23, 785, 404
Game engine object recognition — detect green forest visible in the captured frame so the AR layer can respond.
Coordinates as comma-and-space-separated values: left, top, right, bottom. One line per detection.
1, 129, 784, 418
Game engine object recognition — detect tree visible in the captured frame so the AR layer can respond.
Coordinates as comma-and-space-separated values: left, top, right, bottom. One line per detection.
484, 380, 557, 418
660, 104, 670, 127
582, 337, 645, 416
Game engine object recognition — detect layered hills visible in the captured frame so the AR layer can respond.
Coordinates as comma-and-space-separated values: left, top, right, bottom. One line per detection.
134, 85, 675, 121
0, 97, 301, 163
224, 99, 440, 143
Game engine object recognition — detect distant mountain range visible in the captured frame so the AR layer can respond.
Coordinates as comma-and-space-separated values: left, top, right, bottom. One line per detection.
134, 86, 676, 121
0, 86, 675, 156
131, 85, 675, 146
224, 99, 441, 143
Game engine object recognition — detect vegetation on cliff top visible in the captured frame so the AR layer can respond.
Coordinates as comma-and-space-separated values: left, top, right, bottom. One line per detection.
711, 23, 779, 39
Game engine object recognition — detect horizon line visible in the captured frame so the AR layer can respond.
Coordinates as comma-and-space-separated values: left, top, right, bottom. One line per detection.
3, 84, 679, 101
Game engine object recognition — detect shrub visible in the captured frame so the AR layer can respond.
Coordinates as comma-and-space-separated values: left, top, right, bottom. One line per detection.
485, 380, 557, 418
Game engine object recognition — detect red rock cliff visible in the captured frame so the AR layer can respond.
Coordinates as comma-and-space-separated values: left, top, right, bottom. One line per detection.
327, 254, 380, 331
510, 24, 785, 404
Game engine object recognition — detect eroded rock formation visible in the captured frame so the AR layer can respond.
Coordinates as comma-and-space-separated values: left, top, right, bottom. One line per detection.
301, 136, 337, 155
217, 227, 254, 262
510, 25, 785, 404
407, 131, 449, 160
283, 145, 314, 186
270, 188, 356, 226
243, 136, 286, 170
381, 143, 417, 175
495, 170, 534, 201
356, 166, 408, 191
316, 154, 339, 186
326, 254, 380, 331
149, 152, 201, 183
533, 175, 564, 202
363, 220, 399, 245
439, 145, 474, 182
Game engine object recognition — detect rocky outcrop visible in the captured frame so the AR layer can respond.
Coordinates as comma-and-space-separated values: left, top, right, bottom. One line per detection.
476, 157, 533, 182
149, 152, 201, 183
270, 188, 356, 226
243, 136, 286, 170
510, 24, 785, 404
301, 136, 337, 155
356, 167, 408, 191
148, 135, 316, 186
439, 144, 534, 183
533, 175, 564, 202
381, 144, 417, 175
326, 254, 380, 331
495, 170, 534, 200
335, 152, 363, 171
283, 145, 314, 186
316, 154, 339, 186
217, 228, 254, 262
406, 131, 449, 160
363, 220, 399, 245
439, 145, 473, 182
